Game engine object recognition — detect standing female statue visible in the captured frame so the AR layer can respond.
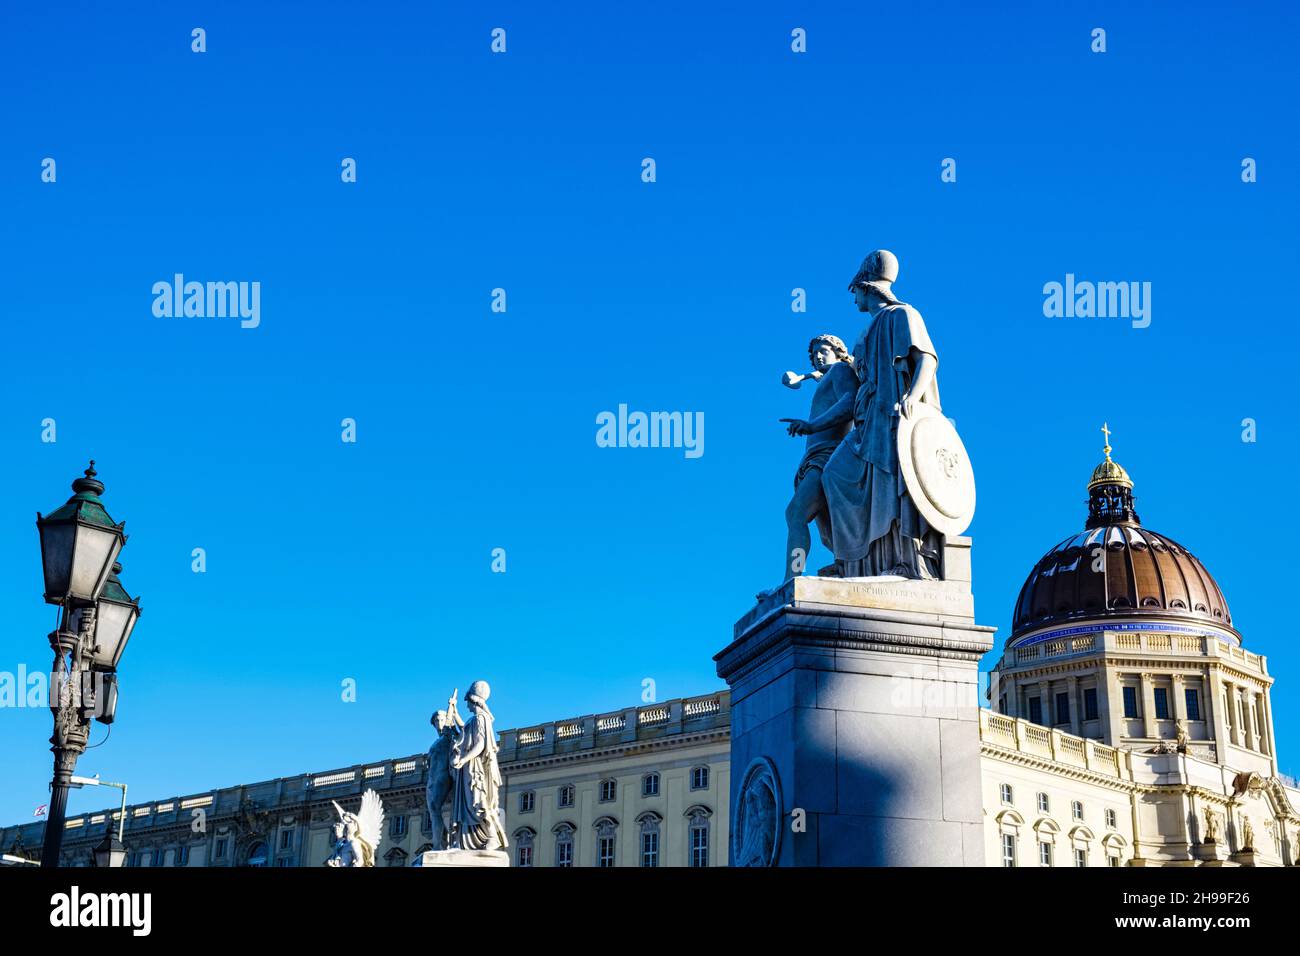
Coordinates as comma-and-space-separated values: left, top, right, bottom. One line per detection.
783, 250, 945, 578
447, 680, 509, 851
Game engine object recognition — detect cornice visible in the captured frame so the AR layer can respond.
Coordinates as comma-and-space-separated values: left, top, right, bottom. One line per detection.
980, 742, 1136, 794
502, 728, 730, 773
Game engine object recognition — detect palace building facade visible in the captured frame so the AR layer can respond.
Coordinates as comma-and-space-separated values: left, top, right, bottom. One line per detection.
4, 449, 1297, 867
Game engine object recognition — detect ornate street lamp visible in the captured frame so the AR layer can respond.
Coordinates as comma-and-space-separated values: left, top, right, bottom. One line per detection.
75, 775, 130, 868
35, 463, 140, 868
92, 833, 126, 869
36, 462, 125, 606
85, 564, 141, 673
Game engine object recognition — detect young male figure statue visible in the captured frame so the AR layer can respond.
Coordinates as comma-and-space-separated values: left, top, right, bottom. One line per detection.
784, 250, 944, 579
425, 691, 462, 851
775, 334, 857, 583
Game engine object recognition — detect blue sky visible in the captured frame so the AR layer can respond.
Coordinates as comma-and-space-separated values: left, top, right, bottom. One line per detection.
1, 0, 1297, 825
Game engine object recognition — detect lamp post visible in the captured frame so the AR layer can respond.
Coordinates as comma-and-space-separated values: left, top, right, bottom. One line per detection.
72, 776, 130, 868
35, 462, 141, 868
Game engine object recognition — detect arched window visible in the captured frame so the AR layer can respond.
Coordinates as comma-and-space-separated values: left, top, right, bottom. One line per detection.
685, 805, 712, 867
513, 827, 536, 867
552, 822, 575, 868
593, 816, 618, 867
996, 809, 1025, 868
636, 812, 662, 867
1033, 817, 1061, 867
244, 841, 268, 867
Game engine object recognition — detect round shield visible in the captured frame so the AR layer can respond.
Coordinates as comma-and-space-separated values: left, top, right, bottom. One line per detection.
896, 403, 976, 536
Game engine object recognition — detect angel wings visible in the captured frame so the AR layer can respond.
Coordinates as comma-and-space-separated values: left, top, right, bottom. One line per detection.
327, 789, 385, 867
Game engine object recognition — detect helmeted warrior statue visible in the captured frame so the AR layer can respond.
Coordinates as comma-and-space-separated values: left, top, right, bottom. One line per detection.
446, 680, 508, 851
783, 250, 952, 579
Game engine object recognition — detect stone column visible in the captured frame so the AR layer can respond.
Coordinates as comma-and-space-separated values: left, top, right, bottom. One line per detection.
1140, 673, 1157, 740
1170, 674, 1186, 728
1207, 668, 1230, 757
1038, 680, 1052, 727
715, 548, 995, 867
1099, 667, 1122, 746
1067, 676, 1081, 736
1260, 689, 1277, 767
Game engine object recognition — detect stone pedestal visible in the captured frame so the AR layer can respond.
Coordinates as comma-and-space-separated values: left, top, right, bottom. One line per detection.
715, 538, 995, 866
1192, 840, 1226, 864
412, 849, 509, 868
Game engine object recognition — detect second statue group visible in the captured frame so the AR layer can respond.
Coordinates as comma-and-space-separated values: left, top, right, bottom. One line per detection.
772, 248, 975, 591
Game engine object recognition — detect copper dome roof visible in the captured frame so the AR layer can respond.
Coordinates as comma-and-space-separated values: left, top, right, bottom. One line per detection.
1010, 436, 1234, 642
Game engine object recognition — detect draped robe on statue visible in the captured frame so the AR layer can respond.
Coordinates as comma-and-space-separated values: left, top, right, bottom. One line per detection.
821, 301, 944, 578
448, 705, 508, 850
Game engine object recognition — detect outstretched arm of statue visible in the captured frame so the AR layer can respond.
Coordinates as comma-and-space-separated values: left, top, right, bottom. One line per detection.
781, 388, 854, 437
899, 352, 937, 419
781, 369, 823, 389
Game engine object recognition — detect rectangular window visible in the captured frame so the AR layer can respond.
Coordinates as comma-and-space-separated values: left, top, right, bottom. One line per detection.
642, 774, 659, 797
599, 780, 616, 803
1108, 854, 1120, 868
1055, 692, 1070, 725
1037, 792, 1049, 813
519, 791, 535, 813
690, 826, 709, 867
1122, 686, 1139, 719
691, 767, 709, 790
641, 831, 659, 868
598, 836, 615, 868
215, 838, 226, 859
1083, 687, 1099, 722
1000, 783, 1013, 805
176, 846, 189, 866
391, 815, 407, 837
558, 785, 574, 808
556, 841, 573, 868
1001, 833, 1016, 868
1105, 808, 1117, 829
1074, 847, 1086, 868
1039, 842, 1052, 867
280, 830, 293, 849
1184, 688, 1201, 722
1028, 697, 1043, 725
1153, 687, 1170, 720
517, 845, 533, 868
1072, 801, 1083, 821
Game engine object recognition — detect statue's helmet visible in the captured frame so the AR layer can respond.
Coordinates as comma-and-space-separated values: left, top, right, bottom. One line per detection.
848, 249, 900, 299
466, 680, 491, 705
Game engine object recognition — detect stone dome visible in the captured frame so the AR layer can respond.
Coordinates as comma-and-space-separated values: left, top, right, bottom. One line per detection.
1010, 438, 1234, 643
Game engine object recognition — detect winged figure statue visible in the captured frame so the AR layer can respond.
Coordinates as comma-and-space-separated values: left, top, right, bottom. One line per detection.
324, 789, 385, 867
